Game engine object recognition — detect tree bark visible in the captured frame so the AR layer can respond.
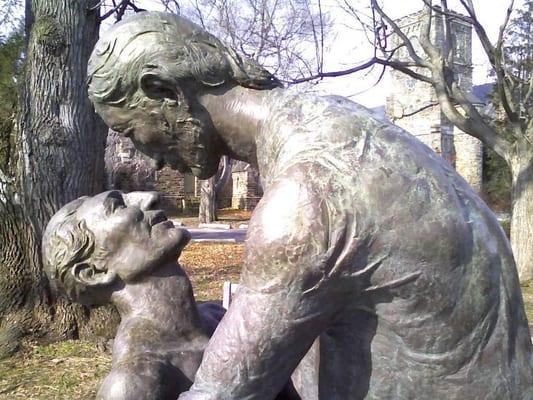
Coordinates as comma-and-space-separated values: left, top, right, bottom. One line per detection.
0, 191, 33, 358
510, 143, 533, 282
0, 0, 112, 358
199, 176, 217, 223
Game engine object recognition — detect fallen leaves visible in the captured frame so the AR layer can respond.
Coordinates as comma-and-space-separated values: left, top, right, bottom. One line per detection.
0, 243, 245, 399
179, 243, 244, 301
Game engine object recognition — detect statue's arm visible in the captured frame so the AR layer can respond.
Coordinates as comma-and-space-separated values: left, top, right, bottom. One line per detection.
97, 357, 173, 400
179, 172, 348, 400
97, 368, 156, 400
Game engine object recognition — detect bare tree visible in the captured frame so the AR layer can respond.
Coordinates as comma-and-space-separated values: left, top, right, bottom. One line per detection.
199, 176, 217, 223
0, 0, 24, 35
180, 0, 329, 82
374, 1, 532, 281
0, 0, 115, 358
198, 156, 232, 223
335, 0, 532, 281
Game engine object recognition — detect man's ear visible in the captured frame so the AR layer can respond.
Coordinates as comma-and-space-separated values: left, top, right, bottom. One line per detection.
139, 70, 178, 101
71, 263, 117, 287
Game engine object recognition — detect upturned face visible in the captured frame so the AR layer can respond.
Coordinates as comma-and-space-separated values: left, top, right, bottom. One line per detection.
75, 191, 188, 282
95, 91, 222, 179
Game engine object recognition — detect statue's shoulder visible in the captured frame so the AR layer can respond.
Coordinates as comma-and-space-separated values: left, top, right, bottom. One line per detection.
266, 91, 389, 139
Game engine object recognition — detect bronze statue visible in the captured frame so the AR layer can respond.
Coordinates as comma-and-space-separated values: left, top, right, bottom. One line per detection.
87, 12, 533, 400
42, 190, 213, 399
42, 190, 299, 400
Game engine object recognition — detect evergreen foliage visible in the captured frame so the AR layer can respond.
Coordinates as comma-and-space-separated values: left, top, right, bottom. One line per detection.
483, 146, 511, 212
0, 26, 24, 171
504, 0, 533, 121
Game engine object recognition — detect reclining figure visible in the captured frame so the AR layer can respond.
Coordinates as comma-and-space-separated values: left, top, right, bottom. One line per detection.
41, 190, 297, 400
86, 12, 533, 399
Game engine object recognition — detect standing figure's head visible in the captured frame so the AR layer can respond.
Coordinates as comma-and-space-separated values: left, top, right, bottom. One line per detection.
87, 12, 281, 178
42, 191, 190, 306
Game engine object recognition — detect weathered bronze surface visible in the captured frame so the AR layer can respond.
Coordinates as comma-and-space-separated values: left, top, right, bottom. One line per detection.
87, 12, 533, 400
42, 191, 213, 399
42, 191, 299, 400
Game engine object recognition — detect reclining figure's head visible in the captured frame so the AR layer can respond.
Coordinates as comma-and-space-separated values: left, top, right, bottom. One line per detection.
42, 191, 189, 306
87, 11, 281, 178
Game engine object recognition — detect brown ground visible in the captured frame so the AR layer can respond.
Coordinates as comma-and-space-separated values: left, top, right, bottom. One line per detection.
1, 242, 532, 399
180, 243, 243, 301
174, 208, 252, 229
0, 242, 244, 400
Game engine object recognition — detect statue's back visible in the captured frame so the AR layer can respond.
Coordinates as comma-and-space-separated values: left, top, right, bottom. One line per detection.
257, 93, 533, 399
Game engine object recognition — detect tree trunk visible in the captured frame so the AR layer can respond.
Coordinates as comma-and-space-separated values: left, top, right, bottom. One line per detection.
510, 144, 533, 282
0, 189, 32, 358
0, 0, 112, 358
215, 156, 233, 195
199, 176, 217, 223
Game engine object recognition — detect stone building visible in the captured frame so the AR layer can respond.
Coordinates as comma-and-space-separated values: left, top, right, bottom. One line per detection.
386, 9, 484, 192
152, 161, 260, 213
105, 131, 261, 213
231, 161, 262, 211
153, 166, 197, 213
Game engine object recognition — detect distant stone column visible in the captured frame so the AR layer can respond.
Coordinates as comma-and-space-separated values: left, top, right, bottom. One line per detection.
454, 132, 483, 192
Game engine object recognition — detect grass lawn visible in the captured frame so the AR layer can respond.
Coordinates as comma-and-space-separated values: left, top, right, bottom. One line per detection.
180, 243, 243, 301
0, 340, 110, 399
0, 242, 532, 399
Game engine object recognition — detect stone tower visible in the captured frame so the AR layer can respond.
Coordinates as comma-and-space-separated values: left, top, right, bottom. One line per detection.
386, 9, 483, 192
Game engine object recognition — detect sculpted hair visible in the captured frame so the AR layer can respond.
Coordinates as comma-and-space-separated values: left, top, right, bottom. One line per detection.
42, 198, 109, 306
87, 12, 282, 107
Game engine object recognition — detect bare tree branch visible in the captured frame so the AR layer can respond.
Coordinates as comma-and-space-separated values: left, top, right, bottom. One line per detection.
179, 0, 330, 82
417, 2, 440, 61
288, 54, 432, 85
99, 0, 145, 21
440, 0, 454, 66
391, 101, 439, 121
358, 0, 519, 161
371, 0, 429, 67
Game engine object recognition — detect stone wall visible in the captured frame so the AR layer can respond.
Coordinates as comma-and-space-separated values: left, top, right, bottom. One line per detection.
106, 134, 264, 212
218, 175, 233, 209
232, 168, 261, 211
152, 167, 191, 213
454, 132, 483, 192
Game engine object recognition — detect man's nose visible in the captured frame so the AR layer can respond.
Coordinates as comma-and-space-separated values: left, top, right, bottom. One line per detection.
123, 191, 162, 211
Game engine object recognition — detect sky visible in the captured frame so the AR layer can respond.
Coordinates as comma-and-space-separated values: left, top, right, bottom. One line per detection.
313, 0, 519, 107
0, 0, 521, 108
129, 0, 520, 108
